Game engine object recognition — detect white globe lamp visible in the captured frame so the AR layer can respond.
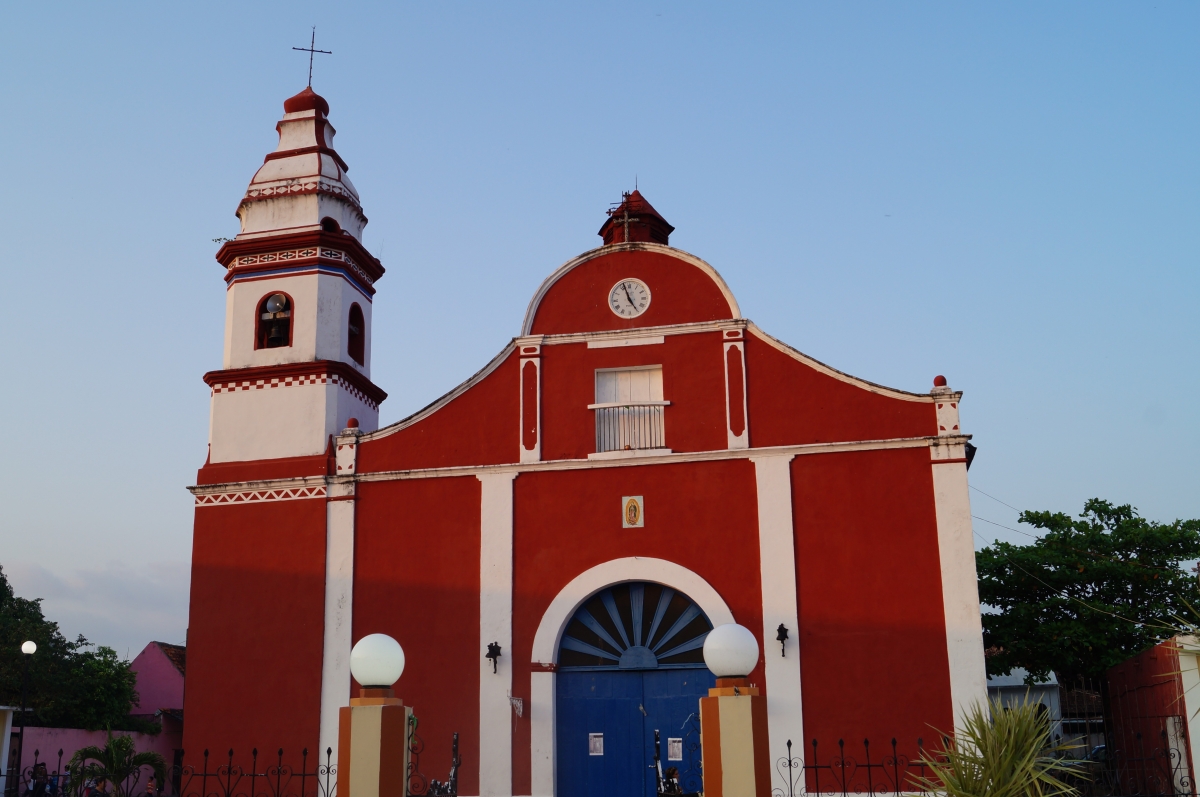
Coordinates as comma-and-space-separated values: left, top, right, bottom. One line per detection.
703, 623, 759, 678
21, 641, 37, 655
350, 633, 405, 688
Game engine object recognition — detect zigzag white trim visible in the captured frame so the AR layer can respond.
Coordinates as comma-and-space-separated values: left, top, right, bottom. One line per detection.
195, 485, 326, 506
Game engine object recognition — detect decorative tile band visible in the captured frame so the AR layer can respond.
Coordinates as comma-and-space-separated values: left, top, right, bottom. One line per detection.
232, 247, 374, 286
243, 180, 362, 212
210, 373, 380, 411
195, 485, 327, 506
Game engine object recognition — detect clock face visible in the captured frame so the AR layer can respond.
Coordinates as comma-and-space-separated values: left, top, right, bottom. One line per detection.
608, 278, 652, 318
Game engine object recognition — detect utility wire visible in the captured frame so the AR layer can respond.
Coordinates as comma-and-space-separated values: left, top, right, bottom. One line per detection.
970, 484, 1024, 514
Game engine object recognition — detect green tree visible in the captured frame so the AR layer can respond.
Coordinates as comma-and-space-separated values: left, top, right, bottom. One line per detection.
0, 564, 154, 732
977, 498, 1200, 682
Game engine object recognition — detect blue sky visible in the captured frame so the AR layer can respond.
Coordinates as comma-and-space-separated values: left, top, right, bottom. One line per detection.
0, 2, 1196, 656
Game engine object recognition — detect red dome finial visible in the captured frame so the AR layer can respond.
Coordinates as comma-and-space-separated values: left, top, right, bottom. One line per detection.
283, 86, 330, 117
599, 190, 675, 246
346, 417, 360, 428
933, 375, 947, 387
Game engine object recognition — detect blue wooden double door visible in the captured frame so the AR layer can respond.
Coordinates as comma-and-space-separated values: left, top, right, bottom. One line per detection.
556, 668, 714, 797
554, 582, 715, 797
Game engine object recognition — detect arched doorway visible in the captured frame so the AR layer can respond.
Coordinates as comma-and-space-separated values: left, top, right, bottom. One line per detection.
555, 582, 715, 797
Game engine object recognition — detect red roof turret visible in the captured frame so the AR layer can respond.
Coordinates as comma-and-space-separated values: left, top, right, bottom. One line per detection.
599, 190, 675, 246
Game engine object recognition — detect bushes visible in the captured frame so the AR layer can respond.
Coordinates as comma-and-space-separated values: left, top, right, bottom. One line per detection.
913, 696, 1084, 797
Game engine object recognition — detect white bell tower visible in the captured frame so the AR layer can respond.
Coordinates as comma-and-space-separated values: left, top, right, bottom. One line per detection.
204, 87, 386, 464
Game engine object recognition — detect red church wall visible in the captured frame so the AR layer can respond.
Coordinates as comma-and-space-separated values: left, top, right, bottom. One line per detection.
358, 352, 520, 473
528, 249, 735, 335
508, 460, 764, 794
791, 448, 953, 765
354, 477, 483, 797
745, 332, 936, 446
195, 451, 331, 485
539, 332, 729, 461
183, 500, 328, 766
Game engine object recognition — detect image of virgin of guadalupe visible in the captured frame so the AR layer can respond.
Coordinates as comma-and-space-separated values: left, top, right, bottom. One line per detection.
626, 499, 640, 526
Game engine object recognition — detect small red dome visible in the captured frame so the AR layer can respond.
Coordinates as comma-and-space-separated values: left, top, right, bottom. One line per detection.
346, 417, 360, 428
933, 375, 947, 387
283, 87, 330, 117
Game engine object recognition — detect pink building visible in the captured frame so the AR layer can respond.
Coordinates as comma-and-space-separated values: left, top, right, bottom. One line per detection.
3, 642, 185, 787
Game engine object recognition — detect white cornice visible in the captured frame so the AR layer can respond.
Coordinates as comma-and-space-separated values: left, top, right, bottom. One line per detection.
189, 434, 972, 493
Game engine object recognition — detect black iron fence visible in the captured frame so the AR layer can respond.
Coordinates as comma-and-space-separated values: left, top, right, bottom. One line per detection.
3, 730, 460, 797
774, 737, 937, 797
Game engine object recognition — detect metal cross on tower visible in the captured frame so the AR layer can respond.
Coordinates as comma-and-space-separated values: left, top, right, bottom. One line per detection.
608, 192, 640, 243
292, 27, 332, 87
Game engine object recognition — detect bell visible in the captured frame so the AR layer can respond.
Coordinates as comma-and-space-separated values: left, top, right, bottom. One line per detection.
266, 320, 288, 347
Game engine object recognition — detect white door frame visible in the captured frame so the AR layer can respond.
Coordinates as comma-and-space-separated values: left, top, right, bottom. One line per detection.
528, 557, 735, 797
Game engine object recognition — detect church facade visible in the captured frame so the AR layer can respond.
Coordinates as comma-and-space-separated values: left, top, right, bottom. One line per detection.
184, 88, 987, 797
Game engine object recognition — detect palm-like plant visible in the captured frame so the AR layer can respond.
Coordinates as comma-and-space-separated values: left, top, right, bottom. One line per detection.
911, 696, 1085, 797
67, 731, 166, 797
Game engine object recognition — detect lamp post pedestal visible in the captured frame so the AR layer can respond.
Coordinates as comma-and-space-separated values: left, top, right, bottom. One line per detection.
699, 677, 772, 797
336, 688, 411, 797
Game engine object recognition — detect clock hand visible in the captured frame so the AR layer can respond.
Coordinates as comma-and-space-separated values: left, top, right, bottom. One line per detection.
622, 283, 636, 308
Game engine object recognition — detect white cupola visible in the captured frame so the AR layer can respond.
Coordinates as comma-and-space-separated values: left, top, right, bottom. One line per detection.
203, 87, 387, 464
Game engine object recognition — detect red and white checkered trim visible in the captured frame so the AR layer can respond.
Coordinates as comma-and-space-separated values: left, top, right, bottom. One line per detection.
195, 485, 326, 506
209, 372, 379, 410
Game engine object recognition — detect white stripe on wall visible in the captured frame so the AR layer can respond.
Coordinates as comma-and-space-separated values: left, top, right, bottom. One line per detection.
479, 472, 517, 796
751, 454, 804, 787
931, 451, 988, 725
319, 492, 356, 766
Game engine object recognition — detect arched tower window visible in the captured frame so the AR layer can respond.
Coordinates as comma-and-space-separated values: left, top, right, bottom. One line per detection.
321, 217, 341, 233
256, 292, 293, 349
347, 303, 365, 365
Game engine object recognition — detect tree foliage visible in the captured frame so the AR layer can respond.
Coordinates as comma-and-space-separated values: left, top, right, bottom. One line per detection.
977, 499, 1200, 682
0, 564, 156, 732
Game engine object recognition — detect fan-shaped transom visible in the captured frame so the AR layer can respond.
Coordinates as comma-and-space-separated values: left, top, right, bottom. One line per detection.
558, 582, 713, 670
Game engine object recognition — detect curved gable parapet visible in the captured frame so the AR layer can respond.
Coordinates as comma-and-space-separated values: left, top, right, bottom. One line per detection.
521, 243, 741, 336
745, 323, 945, 446
356, 342, 520, 472
747, 323, 933, 402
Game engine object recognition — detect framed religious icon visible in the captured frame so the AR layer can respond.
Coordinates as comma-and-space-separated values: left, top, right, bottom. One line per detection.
622, 496, 645, 528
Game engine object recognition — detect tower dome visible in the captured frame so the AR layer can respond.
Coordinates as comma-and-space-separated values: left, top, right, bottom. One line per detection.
237, 87, 366, 242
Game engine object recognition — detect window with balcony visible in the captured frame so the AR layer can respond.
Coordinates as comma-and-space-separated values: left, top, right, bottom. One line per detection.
590, 367, 669, 453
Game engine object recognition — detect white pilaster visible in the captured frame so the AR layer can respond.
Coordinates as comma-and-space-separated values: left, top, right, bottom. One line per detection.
530, 670, 556, 797
724, 333, 749, 450
0, 707, 13, 795
479, 472, 517, 797
1177, 637, 1200, 778
518, 341, 542, 464
319, 434, 359, 768
930, 439, 988, 726
751, 454, 803, 784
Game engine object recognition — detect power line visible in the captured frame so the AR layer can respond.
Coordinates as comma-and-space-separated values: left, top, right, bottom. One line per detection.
970, 484, 1024, 514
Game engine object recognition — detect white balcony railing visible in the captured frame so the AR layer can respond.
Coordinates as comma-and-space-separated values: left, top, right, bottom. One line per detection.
589, 401, 669, 453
